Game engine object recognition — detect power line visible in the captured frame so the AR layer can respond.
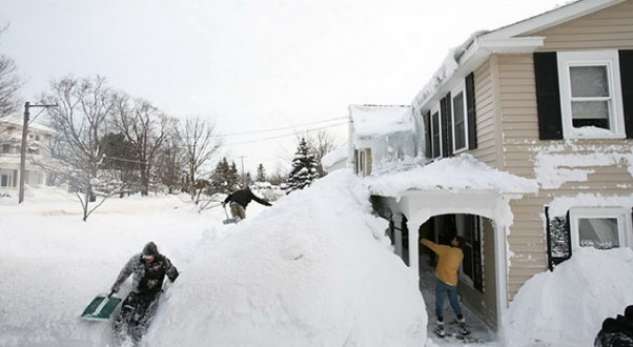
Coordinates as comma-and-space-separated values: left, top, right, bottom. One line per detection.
222, 121, 348, 146
211, 116, 346, 138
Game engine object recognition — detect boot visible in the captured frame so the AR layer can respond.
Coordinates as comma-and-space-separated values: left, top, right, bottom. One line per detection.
457, 317, 470, 336
433, 321, 446, 338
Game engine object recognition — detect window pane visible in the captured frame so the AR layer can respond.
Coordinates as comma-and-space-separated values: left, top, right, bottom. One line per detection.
572, 101, 610, 129
452, 92, 466, 150
570, 66, 609, 97
578, 218, 619, 249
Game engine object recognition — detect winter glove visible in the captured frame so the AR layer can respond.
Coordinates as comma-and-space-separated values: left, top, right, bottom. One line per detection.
110, 284, 120, 296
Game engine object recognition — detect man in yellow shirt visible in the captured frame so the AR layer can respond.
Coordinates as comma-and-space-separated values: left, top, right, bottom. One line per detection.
420, 236, 469, 338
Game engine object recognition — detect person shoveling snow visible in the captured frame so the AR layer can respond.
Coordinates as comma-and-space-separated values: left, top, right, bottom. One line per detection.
110, 242, 179, 344
222, 186, 272, 223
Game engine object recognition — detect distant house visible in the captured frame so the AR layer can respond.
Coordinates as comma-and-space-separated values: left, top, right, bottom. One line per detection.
320, 144, 348, 173
348, 104, 419, 176
352, 0, 633, 340
0, 115, 55, 191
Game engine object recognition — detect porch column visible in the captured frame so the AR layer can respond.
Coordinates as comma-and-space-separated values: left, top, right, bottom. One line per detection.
394, 221, 403, 257
407, 221, 419, 278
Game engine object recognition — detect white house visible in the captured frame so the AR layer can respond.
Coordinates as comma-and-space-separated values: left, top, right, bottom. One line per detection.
348, 104, 419, 176
0, 115, 55, 191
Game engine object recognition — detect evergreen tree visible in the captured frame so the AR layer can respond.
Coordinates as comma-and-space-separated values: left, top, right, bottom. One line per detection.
210, 157, 231, 194
256, 163, 266, 182
228, 162, 241, 190
285, 138, 319, 194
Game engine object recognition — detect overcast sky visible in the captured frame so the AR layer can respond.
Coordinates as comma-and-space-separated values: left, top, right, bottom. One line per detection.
1, 0, 561, 174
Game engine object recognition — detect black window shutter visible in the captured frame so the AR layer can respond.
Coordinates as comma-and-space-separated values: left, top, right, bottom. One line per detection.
466, 72, 478, 150
533, 52, 564, 140
472, 216, 483, 292
440, 93, 454, 157
423, 111, 432, 158
619, 50, 633, 138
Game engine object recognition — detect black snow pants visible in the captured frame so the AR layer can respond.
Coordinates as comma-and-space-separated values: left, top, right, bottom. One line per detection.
114, 291, 161, 343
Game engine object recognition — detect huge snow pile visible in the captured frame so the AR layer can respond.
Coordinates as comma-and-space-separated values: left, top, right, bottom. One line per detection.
365, 154, 538, 197
145, 170, 427, 346
506, 248, 633, 347
350, 104, 414, 139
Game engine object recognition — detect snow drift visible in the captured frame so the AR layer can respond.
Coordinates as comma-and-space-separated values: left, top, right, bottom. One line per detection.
506, 248, 633, 347
145, 170, 427, 346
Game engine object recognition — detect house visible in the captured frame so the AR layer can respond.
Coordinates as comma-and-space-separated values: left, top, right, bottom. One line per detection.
348, 104, 419, 177
356, 0, 633, 341
0, 115, 55, 191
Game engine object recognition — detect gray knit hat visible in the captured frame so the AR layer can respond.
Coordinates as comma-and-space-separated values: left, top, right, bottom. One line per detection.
142, 241, 159, 256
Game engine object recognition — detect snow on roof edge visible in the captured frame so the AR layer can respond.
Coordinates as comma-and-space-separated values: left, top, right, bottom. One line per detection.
365, 154, 539, 197
321, 145, 348, 168
412, 0, 623, 110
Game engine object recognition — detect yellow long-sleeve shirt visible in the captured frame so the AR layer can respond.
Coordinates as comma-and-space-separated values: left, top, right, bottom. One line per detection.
421, 239, 463, 286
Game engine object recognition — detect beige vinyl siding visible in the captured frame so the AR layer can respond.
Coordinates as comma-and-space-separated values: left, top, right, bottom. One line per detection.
532, 0, 633, 51
470, 58, 502, 168
496, 58, 633, 299
490, 1, 633, 299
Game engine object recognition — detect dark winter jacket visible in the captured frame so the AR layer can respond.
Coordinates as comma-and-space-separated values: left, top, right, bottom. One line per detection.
595, 311, 633, 347
224, 188, 272, 208
112, 252, 179, 295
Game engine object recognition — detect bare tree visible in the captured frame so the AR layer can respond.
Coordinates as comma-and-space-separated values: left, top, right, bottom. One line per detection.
181, 117, 221, 200
111, 94, 168, 195
305, 130, 337, 177
41, 76, 122, 221
0, 26, 21, 118
155, 117, 183, 194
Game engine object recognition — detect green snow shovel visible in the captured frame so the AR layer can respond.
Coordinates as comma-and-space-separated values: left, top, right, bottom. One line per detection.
81, 291, 122, 321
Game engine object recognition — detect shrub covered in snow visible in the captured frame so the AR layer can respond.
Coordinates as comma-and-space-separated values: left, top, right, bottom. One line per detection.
506, 248, 633, 347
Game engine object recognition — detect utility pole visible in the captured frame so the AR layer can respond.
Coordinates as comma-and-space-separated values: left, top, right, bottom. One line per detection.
19, 101, 58, 204
239, 155, 246, 187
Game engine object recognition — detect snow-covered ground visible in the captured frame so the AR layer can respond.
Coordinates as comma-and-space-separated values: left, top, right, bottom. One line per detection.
0, 172, 427, 346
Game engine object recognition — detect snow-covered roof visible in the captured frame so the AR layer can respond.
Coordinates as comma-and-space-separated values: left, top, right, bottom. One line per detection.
413, 0, 624, 111
365, 154, 538, 197
350, 104, 414, 139
0, 115, 56, 134
321, 145, 348, 168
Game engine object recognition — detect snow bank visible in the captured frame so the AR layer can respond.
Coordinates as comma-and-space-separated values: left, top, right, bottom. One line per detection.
321, 144, 348, 169
145, 170, 427, 347
366, 154, 538, 197
506, 248, 633, 347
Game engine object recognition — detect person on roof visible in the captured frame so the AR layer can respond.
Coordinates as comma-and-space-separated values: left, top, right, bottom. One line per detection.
222, 186, 272, 221
420, 234, 469, 338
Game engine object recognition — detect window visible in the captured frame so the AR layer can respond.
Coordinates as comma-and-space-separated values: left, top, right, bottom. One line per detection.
451, 84, 468, 152
558, 50, 625, 139
430, 108, 441, 159
0, 175, 8, 187
569, 207, 631, 251
1, 144, 10, 153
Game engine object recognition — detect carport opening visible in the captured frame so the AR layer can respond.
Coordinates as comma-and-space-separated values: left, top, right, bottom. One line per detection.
416, 213, 498, 340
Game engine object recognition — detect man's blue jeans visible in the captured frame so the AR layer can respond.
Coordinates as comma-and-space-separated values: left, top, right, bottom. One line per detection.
435, 278, 462, 322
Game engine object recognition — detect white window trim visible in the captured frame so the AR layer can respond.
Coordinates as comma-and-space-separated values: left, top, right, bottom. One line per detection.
450, 81, 469, 154
557, 50, 626, 140
569, 207, 632, 251
430, 103, 442, 159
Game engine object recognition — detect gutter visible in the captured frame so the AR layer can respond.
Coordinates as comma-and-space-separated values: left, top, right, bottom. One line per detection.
413, 36, 544, 112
